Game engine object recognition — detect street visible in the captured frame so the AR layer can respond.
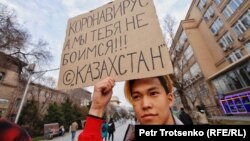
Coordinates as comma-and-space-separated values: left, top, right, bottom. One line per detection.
49, 119, 135, 141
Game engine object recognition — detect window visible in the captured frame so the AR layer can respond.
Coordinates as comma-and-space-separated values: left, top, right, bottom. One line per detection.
15, 98, 21, 107
184, 45, 194, 60
198, 0, 206, 11
222, 0, 244, 19
178, 57, 187, 69
227, 49, 243, 63
190, 63, 201, 77
175, 44, 181, 52
233, 9, 250, 36
212, 79, 223, 94
212, 61, 250, 94
219, 32, 234, 51
228, 72, 244, 89
183, 71, 191, 81
0, 72, 5, 83
211, 17, 223, 34
179, 31, 187, 45
213, 0, 221, 5
238, 64, 250, 86
178, 59, 183, 69
245, 41, 250, 53
204, 6, 215, 21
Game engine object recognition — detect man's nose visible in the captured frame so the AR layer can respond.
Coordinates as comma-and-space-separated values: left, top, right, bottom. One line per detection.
141, 96, 152, 110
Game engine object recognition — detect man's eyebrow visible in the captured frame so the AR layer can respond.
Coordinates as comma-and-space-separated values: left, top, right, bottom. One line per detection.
131, 86, 158, 95
131, 91, 140, 95
148, 87, 158, 92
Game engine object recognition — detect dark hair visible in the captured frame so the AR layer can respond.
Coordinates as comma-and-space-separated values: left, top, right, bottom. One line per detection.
180, 107, 184, 111
124, 75, 173, 104
129, 76, 169, 94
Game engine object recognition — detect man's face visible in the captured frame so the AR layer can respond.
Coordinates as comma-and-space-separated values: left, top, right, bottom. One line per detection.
131, 77, 174, 125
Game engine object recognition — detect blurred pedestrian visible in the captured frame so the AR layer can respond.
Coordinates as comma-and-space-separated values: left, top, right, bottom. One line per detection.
178, 107, 193, 125
59, 125, 65, 136
101, 120, 108, 141
0, 118, 32, 141
108, 118, 115, 141
71, 121, 78, 141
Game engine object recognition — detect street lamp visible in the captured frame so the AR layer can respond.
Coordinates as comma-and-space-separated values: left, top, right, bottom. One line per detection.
15, 64, 35, 124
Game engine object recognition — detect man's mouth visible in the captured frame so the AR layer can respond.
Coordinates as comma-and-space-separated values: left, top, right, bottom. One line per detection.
141, 113, 157, 120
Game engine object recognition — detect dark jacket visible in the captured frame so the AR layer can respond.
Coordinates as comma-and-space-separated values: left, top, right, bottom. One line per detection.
108, 119, 115, 133
179, 111, 193, 125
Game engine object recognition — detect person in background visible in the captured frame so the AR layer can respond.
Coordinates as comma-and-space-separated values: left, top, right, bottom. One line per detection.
78, 75, 183, 141
59, 125, 65, 136
178, 107, 193, 125
71, 121, 78, 141
101, 120, 108, 141
194, 105, 209, 125
107, 118, 115, 141
0, 118, 32, 141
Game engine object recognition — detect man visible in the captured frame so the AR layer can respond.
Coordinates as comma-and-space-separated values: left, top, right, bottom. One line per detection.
78, 75, 182, 141
0, 119, 32, 141
107, 118, 115, 141
71, 121, 78, 141
178, 107, 193, 125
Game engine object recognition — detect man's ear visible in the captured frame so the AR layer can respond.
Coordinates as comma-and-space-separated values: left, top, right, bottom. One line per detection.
167, 93, 174, 106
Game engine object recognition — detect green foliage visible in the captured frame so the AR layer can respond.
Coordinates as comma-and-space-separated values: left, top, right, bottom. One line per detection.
19, 99, 43, 136
44, 98, 88, 131
60, 98, 76, 130
19, 97, 88, 136
43, 102, 63, 124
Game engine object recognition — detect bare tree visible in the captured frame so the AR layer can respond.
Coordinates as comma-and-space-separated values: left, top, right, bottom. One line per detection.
105, 103, 116, 118
0, 4, 27, 52
36, 76, 56, 88
163, 14, 191, 111
0, 4, 53, 71
119, 107, 128, 118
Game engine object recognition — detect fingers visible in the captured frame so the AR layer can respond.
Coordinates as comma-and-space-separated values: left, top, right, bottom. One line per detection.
94, 77, 115, 94
102, 77, 115, 94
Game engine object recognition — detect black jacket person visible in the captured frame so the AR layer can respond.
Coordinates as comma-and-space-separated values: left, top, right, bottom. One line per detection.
179, 107, 193, 125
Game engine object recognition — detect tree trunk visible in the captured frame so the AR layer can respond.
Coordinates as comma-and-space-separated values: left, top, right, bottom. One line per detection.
177, 89, 191, 111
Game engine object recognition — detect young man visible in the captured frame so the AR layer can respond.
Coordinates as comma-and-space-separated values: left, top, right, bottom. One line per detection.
78, 75, 182, 141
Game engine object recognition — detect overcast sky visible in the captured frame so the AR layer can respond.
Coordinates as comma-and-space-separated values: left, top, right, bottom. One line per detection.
2, 0, 192, 107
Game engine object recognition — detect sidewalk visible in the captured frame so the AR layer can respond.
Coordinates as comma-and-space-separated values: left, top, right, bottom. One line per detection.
209, 116, 250, 125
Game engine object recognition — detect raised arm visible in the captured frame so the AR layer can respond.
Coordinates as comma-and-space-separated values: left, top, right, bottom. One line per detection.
78, 77, 115, 141
89, 77, 115, 117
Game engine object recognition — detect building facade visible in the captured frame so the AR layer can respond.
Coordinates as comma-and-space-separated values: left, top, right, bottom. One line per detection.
7, 82, 91, 121
170, 0, 250, 116
0, 52, 26, 118
0, 52, 91, 120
